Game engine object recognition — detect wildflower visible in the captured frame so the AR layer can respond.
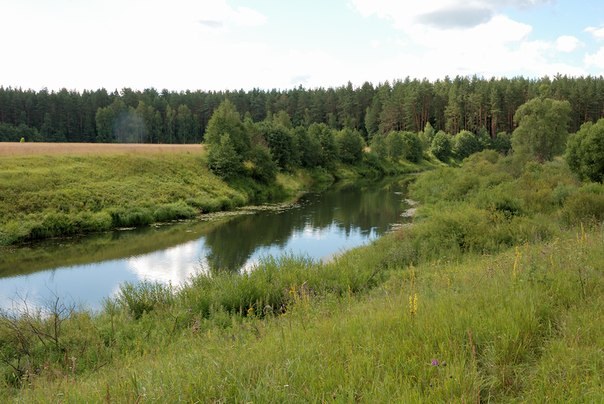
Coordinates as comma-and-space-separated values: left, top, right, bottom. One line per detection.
512, 246, 521, 279
431, 359, 440, 366
408, 293, 418, 317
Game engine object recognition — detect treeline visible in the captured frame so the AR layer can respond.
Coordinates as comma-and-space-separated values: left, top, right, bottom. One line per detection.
1, 75, 604, 143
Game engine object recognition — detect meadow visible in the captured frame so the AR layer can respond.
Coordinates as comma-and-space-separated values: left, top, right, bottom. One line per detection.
0, 143, 305, 246
1, 150, 602, 401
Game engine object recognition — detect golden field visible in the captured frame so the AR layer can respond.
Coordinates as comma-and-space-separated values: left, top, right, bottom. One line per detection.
0, 142, 203, 156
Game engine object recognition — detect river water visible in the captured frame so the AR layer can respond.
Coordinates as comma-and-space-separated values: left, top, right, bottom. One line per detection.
0, 178, 411, 312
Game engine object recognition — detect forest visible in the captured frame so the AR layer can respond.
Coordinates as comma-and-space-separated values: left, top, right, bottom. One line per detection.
1, 75, 604, 144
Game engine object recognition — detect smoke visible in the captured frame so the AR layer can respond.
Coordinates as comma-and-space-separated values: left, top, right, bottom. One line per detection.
113, 110, 147, 143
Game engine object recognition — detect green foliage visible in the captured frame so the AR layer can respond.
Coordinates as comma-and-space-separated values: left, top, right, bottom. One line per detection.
336, 128, 365, 164
566, 119, 604, 182
4, 76, 604, 145
418, 121, 435, 149
453, 130, 483, 159
385, 131, 405, 161
246, 145, 277, 184
0, 153, 250, 245
308, 123, 338, 168
400, 131, 423, 163
117, 281, 174, 319
0, 122, 40, 142
259, 121, 298, 170
296, 126, 323, 168
430, 130, 452, 161
490, 131, 512, 154
207, 133, 243, 179
561, 183, 604, 224
204, 100, 250, 157
512, 97, 571, 162
2, 150, 604, 401
369, 133, 388, 160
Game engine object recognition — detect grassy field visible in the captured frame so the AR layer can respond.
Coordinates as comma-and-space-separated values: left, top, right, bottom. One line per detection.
0, 143, 429, 246
0, 142, 204, 156
0, 145, 305, 246
1, 150, 602, 401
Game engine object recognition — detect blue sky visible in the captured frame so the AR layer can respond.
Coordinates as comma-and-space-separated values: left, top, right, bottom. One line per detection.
1, 0, 603, 91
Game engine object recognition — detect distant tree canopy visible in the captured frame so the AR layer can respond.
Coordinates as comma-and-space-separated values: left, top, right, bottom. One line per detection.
2, 75, 604, 144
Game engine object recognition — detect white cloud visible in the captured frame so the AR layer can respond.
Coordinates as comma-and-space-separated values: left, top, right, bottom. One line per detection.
585, 47, 604, 69
0, 0, 269, 91
349, 0, 589, 80
586, 26, 604, 40
351, 0, 550, 30
555, 35, 582, 53
127, 240, 206, 285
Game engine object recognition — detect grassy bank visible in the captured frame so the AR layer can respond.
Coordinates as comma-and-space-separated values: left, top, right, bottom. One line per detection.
6, 227, 601, 402
1, 150, 602, 401
0, 150, 303, 246
0, 146, 432, 247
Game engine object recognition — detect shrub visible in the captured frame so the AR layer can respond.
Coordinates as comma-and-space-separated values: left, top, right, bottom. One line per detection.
561, 184, 604, 225
110, 207, 154, 227
566, 119, 604, 183
207, 133, 243, 179
430, 131, 452, 161
400, 131, 423, 162
153, 202, 198, 222
453, 130, 484, 159
336, 128, 365, 164
117, 281, 174, 319
512, 98, 571, 162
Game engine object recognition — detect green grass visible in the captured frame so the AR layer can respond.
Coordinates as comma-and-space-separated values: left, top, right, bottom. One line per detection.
3, 226, 601, 402
0, 153, 310, 246
0, 151, 419, 246
1, 150, 603, 401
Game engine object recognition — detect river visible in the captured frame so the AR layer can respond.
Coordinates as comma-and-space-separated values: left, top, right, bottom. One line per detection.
0, 178, 411, 312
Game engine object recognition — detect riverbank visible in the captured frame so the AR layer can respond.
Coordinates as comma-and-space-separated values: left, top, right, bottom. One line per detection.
0, 147, 432, 246
1, 150, 602, 401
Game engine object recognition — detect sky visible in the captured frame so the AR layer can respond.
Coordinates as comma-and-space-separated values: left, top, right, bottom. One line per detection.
1, 0, 603, 92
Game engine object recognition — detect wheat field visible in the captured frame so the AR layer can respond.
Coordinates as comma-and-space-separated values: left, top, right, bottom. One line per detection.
0, 142, 203, 156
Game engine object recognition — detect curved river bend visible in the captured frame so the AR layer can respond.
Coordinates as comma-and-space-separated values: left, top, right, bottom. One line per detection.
0, 178, 411, 312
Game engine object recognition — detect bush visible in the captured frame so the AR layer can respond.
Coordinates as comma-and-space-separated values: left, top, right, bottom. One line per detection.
153, 202, 198, 222
207, 133, 243, 179
246, 145, 277, 183
336, 128, 365, 164
490, 132, 512, 155
430, 131, 452, 161
110, 207, 154, 227
566, 119, 604, 183
453, 130, 483, 159
561, 184, 604, 225
400, 131, 423, 162
117, 281, 174, 319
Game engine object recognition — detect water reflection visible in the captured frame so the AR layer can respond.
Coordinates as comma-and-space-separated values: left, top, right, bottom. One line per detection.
0, 178, 410, 311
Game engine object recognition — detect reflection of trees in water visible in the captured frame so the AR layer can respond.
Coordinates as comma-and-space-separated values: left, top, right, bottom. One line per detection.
203, 179, 408, 272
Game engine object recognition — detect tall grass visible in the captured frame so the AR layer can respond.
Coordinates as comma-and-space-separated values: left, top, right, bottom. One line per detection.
1, 150, 603, 401
4, 227, 602, 402
0, 153, 285, 245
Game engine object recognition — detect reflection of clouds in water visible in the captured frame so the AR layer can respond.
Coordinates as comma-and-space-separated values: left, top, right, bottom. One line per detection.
126, 240, 208, 286
0, 293, 30, 314
240, 223, 372, 274
295, 224, 328, 240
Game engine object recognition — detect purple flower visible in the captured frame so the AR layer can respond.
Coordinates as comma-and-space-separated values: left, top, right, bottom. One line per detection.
431, 359, 440, 366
